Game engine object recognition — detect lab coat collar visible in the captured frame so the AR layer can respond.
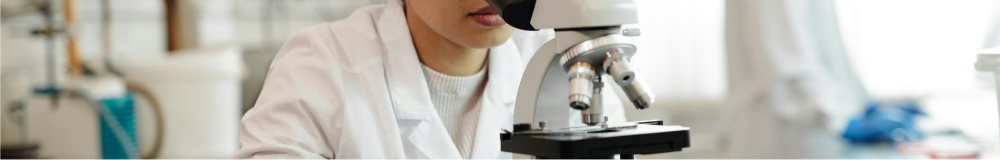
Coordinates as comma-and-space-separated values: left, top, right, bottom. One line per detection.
487, 42, 522, 105
374, 0, 518, 110
375, 1, 462, 159
375, 0, 520, 158
470, 40, 521, 159
376, 0, 431, 121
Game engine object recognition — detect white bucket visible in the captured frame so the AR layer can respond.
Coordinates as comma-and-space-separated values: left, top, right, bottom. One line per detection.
122, 45, 246, 158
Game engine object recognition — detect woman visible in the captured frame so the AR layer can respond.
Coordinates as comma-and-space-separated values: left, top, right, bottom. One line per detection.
231, 0, 624, 158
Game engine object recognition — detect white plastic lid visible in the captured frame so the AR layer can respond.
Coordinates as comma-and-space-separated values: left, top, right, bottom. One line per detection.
121, 45, 247, 83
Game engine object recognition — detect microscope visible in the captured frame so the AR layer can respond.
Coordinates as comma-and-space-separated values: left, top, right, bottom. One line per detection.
488, 0, 691, 158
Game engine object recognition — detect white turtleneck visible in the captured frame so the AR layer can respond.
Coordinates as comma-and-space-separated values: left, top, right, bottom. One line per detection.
420, 64, 488, 159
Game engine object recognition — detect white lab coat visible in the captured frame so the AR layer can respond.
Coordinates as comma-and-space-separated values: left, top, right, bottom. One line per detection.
231, 1, 625, 159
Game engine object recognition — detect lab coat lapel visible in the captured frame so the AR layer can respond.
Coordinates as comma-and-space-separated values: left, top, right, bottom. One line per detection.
375, 1, 461, 159
471, 41, 521, 159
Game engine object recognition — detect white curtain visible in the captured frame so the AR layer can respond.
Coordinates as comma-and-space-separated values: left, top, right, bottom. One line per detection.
835, 0, 993, 97
720, 0, 867, 158
985, 0, 1000, 49
629, 0, 727, 102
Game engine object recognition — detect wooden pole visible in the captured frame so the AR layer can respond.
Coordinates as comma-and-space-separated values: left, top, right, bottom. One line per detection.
164, 0, 180, 51
63, 0, 82, 75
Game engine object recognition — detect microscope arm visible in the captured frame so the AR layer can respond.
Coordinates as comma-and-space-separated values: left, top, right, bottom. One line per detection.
512, 40, 557, 125
516, 40, 633, 127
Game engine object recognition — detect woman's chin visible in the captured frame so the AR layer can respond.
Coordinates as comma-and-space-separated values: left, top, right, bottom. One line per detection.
449, 26, 515, 48
476, 37, 514, 48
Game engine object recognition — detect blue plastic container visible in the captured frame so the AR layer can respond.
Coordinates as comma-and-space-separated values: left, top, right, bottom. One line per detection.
98, 93, 140, 159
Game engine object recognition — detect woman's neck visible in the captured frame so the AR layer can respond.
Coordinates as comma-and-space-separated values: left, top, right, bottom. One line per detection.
405, 3, 488, 77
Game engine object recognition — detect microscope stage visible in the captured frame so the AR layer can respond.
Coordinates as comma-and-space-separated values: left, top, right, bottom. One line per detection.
501, 124, 690, 159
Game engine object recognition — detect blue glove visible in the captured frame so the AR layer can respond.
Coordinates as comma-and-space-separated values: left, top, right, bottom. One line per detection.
842, 101, 924, 143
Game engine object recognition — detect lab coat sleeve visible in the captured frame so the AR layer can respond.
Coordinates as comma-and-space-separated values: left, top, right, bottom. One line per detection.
231, 26, 343, 159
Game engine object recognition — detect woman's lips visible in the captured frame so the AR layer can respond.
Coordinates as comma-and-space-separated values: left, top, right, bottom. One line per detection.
470, 14, 505, 27
469, 6, 506, 27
